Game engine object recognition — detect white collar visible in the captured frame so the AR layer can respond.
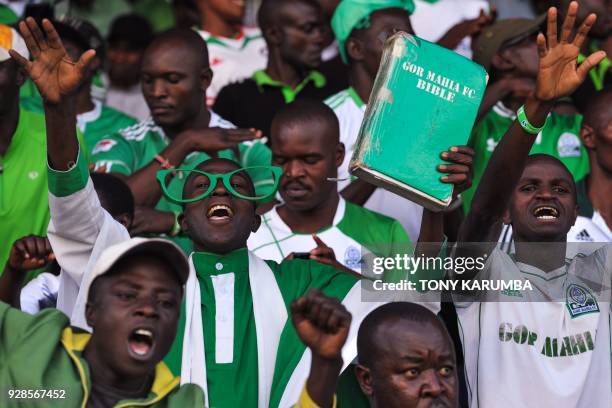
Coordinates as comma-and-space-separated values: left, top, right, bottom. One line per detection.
269, 197, 346, 234
77, 99, 103, 132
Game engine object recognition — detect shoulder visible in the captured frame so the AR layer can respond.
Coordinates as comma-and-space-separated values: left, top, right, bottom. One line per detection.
324, 89, 351, 109
100, 105, 138, 126
340, 201, 410, 242
164, 382, 206, 406
116, 118, 161, 142
218, 78, 258, 95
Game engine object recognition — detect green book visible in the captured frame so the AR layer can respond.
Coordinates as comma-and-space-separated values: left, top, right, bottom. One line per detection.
350, 32, 488, 211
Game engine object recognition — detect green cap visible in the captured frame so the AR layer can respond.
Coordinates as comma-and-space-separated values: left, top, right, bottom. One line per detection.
472, 15, 546, 71
331, 0, 415, 64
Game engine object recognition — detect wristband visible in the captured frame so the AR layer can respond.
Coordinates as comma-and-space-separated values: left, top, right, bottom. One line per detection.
517, 105, 545, 135
155, 154, 175, 170
169, 211, 181, 237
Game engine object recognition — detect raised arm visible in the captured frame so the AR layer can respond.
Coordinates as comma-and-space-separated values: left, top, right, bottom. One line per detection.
291, 289, 351, 408
459, 2, 606, 243
10, 18, 95, 169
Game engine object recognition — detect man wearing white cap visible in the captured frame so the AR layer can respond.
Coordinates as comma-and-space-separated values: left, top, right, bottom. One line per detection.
0, 237, 206, 406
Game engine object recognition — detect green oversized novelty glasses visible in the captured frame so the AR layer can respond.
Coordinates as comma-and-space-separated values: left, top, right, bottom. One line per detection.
157, 166, 283, 204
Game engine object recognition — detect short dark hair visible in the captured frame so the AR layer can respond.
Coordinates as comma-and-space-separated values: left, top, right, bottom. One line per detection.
257, 0, 322, 36
271, 99, 340, 144
583, 89, 612, 129
91, 172, 135, 219
357, 302, 449, 368
147, 27, 210, 69
107, 14, 154, 50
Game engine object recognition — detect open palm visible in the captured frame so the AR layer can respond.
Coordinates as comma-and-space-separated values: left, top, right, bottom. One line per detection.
535, 2, 606, 101
9, 18, 95, 104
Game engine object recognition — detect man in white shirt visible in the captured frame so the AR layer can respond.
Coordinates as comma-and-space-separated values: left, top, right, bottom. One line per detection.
453, 4, 611, 407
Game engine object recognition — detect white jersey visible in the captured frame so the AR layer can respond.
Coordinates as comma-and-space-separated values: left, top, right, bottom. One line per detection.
455, 245, 612, 408
198, 27, 267, 106
325, 88, 424, 242
247, 198, 411, 275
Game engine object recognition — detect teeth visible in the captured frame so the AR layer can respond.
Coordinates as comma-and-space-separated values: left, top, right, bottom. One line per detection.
207, 204, 233, 217
537, 215, 556, 220
135, 329, 152, 339
534, 206, 558, 217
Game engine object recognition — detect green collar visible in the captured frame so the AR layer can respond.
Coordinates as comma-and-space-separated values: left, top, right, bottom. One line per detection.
575, 176, 594, 218
192, 247, 249, 277
347, 87, 366, 108
252, 70, 326, 103
577, 41, 611, 91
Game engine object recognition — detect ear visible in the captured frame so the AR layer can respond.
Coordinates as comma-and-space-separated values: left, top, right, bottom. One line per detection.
570, 204, 578, 227
502, 208, 512, 225
491, 51, 514, 72
355, 364, 374, 396
179, 213, 189, 235
580, 124, 596, 150
346, 37, 365, 62
200, 67, 213, 92
335, 142, 345, 168
85, 301, 96, 328
265, 25, 283, 46
251, 213, 262, 233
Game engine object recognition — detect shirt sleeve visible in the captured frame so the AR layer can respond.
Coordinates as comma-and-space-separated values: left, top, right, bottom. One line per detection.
90, 134, 134, 176
47, 146, 130, 319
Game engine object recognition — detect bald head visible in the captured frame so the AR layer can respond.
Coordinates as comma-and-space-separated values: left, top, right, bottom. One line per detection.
583, 90, 612, 131
271, 99, 339, 145
357, 302, 452, 368
258, 0, 322, 36
145, 28, 209, 71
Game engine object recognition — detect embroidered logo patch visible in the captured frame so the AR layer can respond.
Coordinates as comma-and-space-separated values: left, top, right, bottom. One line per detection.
344, 246, 362, 269
566, 284, 599, 318
557, 133, 582, 157
92, 139, 117, 155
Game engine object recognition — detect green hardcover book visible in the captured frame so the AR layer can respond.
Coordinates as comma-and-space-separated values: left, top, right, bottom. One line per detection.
350, 32, 488, 211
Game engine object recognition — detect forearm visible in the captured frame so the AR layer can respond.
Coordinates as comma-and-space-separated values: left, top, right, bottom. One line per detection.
305, 355, 342, 408
340, 179, 376, 206
415, 209, 444, 258
44, 99, 79, 171
475, 79, 510, 123
461, 96, 553, 241
127, 136, 193, 206
0, 266, 24, 308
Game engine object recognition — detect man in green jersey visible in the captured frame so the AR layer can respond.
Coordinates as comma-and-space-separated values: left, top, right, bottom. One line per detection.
20, 17, 138, 153
90, 28, 271, 250
463, 16, 590, 211
12, 18, 385, 407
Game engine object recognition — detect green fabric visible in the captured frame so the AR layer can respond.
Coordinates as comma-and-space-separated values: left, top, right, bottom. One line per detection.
463, 107, 590, 213
252, 70, 327, 103
577, 41, 611, 91
91, 123, 274, 253
164, 251, 358, 407
54, 0, 131, 37
331, 0, 415, 63
21, 97, 137, 155
575, 177, 594, 218
0, 109, 51, 274
0, 301, 205, 407
47, 147, 90, 198
0, 4, 18, 25
131, 0, 175, 32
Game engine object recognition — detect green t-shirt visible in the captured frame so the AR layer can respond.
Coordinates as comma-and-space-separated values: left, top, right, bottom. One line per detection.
0, 109, 89, 274
91, 113, 274, 252
163, 248, 358, 408
21, 98, 137, 155
463, 102, 590, 212
0, 4, 18, 25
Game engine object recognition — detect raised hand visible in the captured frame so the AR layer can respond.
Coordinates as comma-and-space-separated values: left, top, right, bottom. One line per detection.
291, 289, 351, 361
535, 1, 606, 101
9, 18, 96, 104
8, 236, 55, 272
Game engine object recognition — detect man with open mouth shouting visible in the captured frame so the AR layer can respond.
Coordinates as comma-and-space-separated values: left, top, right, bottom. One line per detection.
10, 17, 389, 407
0, 237, 205, 407
453, 2, 611, 407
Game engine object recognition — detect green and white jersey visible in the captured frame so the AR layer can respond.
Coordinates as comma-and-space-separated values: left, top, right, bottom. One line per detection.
21, 97, 137, 155
454, 245, 612, 408
198, 27, 267, 106
464, 101, 590, 212
247, 198, 411, 276
326, 88, 424, 242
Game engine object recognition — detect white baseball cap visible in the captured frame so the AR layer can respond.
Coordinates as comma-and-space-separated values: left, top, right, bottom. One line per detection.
81, 237, 190, 302
0, 24, 29, 62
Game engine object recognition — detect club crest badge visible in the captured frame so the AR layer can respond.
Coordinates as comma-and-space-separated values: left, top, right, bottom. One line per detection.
344, 246, 362, 269
566, 284, 599, 318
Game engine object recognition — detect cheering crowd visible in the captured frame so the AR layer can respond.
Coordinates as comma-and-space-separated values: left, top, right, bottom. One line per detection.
0, 0, 610, 407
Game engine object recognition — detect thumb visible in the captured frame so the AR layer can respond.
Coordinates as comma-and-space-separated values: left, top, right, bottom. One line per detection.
75, 49, 97, 73
577, 50, 606, 80
8, 49, 31, 72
